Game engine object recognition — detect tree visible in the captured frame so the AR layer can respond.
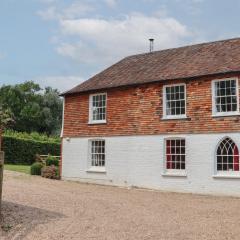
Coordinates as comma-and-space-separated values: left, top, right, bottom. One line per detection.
0, 106, 14, 130
0, 81, 63, 135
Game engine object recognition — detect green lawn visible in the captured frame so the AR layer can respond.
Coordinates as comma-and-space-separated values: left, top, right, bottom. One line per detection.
4, 164, 30, 174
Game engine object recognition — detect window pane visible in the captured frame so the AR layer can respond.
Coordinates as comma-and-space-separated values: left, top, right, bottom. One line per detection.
232, 96, 237, 104
179, 85, 184, 92
216, 138, 239, 172
165, 85, 185, 116
91, 94, 107, 121
180, 92, 185, 99
166, 139, 185, 170
90, 140, 105, 167
214, 80, 238, 113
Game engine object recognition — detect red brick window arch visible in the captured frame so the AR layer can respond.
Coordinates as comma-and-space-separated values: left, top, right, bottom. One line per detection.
216, 137, 239, 171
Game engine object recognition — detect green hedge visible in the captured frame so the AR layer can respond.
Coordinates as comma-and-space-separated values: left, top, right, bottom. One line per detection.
3, 136, 61, 165
4, 129, 60, 143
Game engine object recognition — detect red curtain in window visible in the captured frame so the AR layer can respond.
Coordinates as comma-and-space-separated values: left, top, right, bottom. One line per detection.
166, 140, 172, 169
234, 145, 239, 171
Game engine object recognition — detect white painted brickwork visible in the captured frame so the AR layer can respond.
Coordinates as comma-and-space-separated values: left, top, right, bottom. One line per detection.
62, 133, 240, 196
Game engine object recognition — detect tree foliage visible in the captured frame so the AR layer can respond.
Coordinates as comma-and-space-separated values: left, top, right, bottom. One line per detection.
0, 81, 63, 135
0, 106, 14, 130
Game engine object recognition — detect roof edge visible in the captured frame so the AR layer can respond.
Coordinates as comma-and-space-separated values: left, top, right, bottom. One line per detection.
60, 70, 240, 97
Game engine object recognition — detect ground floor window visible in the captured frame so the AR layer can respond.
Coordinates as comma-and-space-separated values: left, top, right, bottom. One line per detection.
216, 137, 239, 171
165, 139, 185, 170
89, 140, 105, 167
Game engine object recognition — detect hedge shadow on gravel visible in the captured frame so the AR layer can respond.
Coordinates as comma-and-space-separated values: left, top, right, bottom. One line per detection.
0, 201, 65, 239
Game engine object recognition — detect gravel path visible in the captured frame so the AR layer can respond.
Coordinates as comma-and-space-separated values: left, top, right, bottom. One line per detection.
1, 170, 240, 240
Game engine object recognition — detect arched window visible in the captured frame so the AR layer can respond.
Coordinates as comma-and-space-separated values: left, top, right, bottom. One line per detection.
216, 137, 239, 171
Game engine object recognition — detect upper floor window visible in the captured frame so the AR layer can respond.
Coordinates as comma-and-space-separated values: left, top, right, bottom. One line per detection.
212, 78, 239, 116
216, 137, 239, 172
163, 84, 186, 119
89, 93, 107, 124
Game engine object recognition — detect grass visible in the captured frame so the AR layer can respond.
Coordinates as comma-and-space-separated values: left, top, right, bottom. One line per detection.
4, 164, 30, 174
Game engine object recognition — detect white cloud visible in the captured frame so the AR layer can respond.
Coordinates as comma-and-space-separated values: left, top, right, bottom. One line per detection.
57, 13, 192, 65
174, 0, 205, 15
104, 0, 117, 8
34, 75, 84, 92
38, 0, 57, 4
37, 6, 58, 20
37, 1, 199, 72
153, 5, 168, 18
56, 42, 81, 60
37, 1, 94, 20
62, 2, 94, 19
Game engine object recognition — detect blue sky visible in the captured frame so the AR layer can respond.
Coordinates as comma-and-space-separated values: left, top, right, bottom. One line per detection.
0, 0, 240, 92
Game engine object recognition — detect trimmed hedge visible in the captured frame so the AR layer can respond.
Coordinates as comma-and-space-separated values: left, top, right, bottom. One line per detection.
4, 129, 60, 143
3, 136, 61, 165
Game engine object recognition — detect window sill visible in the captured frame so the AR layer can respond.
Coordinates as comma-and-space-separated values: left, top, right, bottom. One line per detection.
162, 172, 187, 177
213, 174, 240, 179
86, 167, 106, 173
88, 120, 107, 125
212, 113, 240, 118
161, 116, 190, 121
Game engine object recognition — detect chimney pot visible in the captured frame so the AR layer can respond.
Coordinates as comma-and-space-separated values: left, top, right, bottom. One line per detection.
149, 38, 154, 53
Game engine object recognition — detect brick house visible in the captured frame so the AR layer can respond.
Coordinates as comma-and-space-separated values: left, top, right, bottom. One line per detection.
61, 38, 240, 196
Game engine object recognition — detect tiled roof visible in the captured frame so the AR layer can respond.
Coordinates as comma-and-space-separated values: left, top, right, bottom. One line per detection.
62, 38, 240, 95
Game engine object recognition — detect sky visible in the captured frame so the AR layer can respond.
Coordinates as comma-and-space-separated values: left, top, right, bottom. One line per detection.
0, 0, 240, 92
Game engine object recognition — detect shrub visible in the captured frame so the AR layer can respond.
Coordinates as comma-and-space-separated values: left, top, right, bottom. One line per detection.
41, 165, 59, 179
46, 155, 59, 167
30, 162, 43, 175
35, 154, 44, 163
2, 135, 61, 165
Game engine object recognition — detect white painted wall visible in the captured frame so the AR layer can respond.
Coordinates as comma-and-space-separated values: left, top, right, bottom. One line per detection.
62, 133, 240, 196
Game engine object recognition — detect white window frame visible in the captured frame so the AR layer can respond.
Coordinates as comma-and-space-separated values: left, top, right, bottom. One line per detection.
162, 83, 187, 120
162, 137, 187, 177
213, 136, 240, 178
89, 93, 107, 124
212, 77, 240, 117
87, 139, 106, 173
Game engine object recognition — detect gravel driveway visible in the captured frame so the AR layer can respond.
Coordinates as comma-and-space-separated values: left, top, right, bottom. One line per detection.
1, 170, 240, 240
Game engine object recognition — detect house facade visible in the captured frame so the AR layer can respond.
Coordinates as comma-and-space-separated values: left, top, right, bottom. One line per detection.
61, 38, 240, 196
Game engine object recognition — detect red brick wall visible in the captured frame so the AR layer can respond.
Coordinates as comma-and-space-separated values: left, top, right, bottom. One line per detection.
63, 73, 240, 137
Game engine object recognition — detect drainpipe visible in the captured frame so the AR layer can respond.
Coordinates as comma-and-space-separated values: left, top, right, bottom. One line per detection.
59, 97, 65, 179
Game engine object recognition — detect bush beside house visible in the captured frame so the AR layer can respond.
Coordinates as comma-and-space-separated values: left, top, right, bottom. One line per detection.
46, 155, 59, 167
41, 155, 60, 179
41, 165, 59, 179
30, 162, 44, 175
30, 154, 60, 179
